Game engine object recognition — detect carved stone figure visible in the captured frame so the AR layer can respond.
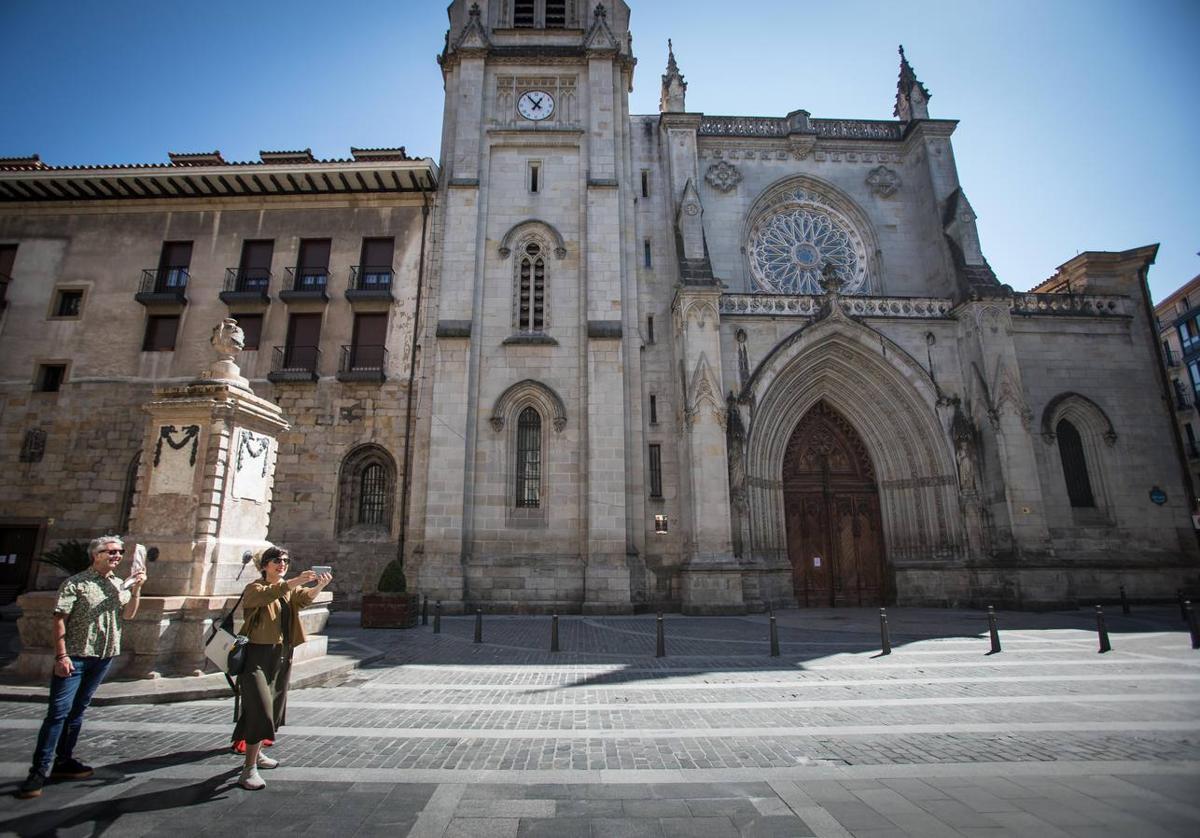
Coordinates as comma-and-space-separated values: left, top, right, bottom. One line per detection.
205, 317, 250, 389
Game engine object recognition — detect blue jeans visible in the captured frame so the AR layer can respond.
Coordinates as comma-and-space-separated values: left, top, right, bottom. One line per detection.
30, 656, 113, 774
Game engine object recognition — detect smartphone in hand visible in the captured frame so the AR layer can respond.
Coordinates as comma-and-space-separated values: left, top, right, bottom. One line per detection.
310, 565, 332, 577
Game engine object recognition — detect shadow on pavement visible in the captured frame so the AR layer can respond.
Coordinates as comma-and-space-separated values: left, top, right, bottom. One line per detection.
0, 748, 235, 837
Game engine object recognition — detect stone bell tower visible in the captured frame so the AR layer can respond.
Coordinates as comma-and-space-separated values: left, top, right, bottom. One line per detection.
410, 1, 643, 613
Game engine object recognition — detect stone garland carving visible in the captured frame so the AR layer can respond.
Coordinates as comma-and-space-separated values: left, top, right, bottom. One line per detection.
865, 166, 901, 198
154, 424, 200, 467
237, 430, 271, 478
19, 428, 46, 464
1010, 293, 1128, 317
704, 161, 742, 193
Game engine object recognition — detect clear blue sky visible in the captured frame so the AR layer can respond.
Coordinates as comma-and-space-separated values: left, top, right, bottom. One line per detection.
2, 0, 1196, 301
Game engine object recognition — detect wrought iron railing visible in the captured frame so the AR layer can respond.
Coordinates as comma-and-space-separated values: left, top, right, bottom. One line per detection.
138, 267, 189, 294
284, 266, 329, 291
270, 345, 320, 376
349, 265, 394, 291
223, 267, 271, 294
339, 344, 387, 374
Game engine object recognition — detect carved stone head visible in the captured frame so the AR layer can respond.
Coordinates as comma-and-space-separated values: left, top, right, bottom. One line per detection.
211, 318, 245, 361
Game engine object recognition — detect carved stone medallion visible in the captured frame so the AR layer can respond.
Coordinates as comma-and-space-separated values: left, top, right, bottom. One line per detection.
865, 166, 901, 198
705, 161, 742, 193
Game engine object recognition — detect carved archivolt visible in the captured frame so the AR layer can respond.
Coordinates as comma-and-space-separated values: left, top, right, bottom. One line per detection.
741, 315, 963, 567
490, 379, 567, 433
498, 219, 567, 259
1040, 392, 1117, 446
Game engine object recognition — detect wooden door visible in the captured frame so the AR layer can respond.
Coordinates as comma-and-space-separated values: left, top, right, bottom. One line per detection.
285, 313, 322, 370
0, 527, 40, 605
783, 401, 885, 607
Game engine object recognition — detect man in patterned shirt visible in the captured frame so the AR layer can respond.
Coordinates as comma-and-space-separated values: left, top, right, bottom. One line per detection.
15, 534, 145, 799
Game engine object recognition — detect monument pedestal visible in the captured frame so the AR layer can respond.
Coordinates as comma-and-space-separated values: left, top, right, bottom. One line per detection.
10, 319, 336, 689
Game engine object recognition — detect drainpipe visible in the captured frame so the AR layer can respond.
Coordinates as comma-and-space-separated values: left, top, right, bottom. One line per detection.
395, 189, 431, 573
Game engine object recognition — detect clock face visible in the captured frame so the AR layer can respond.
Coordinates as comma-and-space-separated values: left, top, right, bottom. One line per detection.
517, 90, 555, 121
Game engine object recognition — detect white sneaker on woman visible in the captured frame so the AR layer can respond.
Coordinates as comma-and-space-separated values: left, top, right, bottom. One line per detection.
238, 765, 266, 790
256, 753, 279, 769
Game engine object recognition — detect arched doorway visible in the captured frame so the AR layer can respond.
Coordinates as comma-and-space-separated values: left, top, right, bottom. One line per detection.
782, 401, 886, 607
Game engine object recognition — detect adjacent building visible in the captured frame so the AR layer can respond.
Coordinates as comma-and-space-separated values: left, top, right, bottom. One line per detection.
0, 149, 436, 602
1155, 273, 1200, 503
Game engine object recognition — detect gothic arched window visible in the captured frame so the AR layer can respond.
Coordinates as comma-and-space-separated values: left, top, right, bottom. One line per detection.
516, 242, 546, 333
515, 407, 542, 508
337, 444, 397, 534
358, 464, 388, 525
1056, 419, 1095, 508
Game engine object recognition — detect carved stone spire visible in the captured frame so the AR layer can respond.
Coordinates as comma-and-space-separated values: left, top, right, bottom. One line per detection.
893, 45, 931, 121
660, 38, 687, 113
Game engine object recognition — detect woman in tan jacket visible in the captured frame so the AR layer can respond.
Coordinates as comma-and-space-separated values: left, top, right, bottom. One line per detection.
233, 546, 331, 790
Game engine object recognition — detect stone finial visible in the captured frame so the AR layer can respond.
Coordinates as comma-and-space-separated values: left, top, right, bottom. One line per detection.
894, 44, 931, 121
206, 317, 250, 389
660, 39, 687, 113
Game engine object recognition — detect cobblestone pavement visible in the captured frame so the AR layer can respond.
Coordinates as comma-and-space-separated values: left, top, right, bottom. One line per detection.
0, 606, 1198, 836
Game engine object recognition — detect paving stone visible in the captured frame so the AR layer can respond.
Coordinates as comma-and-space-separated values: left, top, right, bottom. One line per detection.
446, 818, 520, 838
588, 816, 665, 837
660, 816, 740, 838
736, 815, 815, 838
820, 802, 896, 831
622, 799, 692, 817
517, 815, 591, 837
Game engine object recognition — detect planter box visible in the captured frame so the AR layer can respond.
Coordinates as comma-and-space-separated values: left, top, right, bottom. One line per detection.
361, 592, 419, 629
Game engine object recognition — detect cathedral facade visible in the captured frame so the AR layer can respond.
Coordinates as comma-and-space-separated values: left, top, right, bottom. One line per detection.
405, 0, 1196, 613
0, 1, 1195, 613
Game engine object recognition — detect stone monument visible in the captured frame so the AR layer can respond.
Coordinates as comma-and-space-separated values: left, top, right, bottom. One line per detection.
14, 318, 330, 680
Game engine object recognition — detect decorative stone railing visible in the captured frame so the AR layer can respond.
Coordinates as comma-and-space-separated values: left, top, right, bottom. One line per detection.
699, 116, 787, 137
811, 119, 904, 141
1010, 293, 1130, 317
698, 116, 904, 141
718, 294, 953, 318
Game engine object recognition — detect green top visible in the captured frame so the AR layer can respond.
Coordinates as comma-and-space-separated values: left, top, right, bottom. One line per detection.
54, 568, 132, 659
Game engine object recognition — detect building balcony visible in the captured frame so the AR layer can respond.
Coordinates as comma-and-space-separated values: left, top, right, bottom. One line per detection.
134, 268, 189, 306
337, 344, 387, 382
219, 268, 271, 305
279, 267, 330, 303
267, 345, 320, 382
345, 265, 395, 305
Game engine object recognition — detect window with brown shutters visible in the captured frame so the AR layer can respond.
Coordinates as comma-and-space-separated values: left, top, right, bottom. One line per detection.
515, 407, 542, 508
1056, 419, 1095, 508
143, 315, 180, 351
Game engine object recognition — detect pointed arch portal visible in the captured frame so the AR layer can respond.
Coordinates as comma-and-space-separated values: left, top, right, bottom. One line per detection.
783, 401, 886, 606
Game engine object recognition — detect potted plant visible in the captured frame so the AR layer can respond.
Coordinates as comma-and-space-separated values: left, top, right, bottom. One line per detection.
38, 539, 92, 582
360, 559, 420, 628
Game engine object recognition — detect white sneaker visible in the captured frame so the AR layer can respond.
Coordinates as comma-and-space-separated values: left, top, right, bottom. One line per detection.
256, 753, 279, 770
238, 765, 265, 790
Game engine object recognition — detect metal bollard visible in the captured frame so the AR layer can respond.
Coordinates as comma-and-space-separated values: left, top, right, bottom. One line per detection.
550, 613, 560, 653
769, 612, 780, 657
879, 608, 892, 656
1095, 605, 1111, 653
987, 606, 1002, 654
1187, 601, 1200, 650
474, 608, 483, 644
1120, 584, 1130, 616
1180, 589, 1189, 622
433, 600, 442, 634
656, 612, 666, 658
422, 594, 429, 626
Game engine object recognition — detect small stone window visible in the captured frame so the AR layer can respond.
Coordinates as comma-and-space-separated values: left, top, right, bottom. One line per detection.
36, 364, 66, 393
337, 444, 396, 535
515, 407, 542, 508
648, 443, 663, 498
654, 514, 669, 534
54, 289, 83, 318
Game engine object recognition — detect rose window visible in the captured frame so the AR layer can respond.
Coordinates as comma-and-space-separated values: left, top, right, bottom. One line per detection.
748, 206, 868, 295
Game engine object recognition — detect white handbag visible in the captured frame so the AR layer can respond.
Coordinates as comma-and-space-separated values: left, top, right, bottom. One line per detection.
204, 591, 250, 675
